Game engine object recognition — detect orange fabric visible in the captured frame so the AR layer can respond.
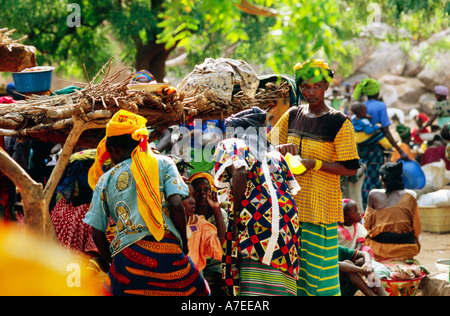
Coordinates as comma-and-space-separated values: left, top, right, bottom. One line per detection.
390, 142, 415, 162
363, 193, 421, 261
187, 214, 222, 271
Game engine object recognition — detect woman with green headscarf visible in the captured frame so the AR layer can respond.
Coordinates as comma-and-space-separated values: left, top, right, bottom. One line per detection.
352, 78, 409, 211
268, 59, 360, 296
390, 124, 415, 162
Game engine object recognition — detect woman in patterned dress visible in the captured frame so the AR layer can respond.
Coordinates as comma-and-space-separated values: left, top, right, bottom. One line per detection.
214, 107, 301, 296
84, 110, 208, 296
268, 60, 360, 296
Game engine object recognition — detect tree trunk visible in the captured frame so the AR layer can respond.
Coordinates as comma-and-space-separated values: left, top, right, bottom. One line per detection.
0, 147, 55, 240
134, 41, 176, 82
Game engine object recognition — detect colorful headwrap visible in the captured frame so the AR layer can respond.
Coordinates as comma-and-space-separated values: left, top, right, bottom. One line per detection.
88, 110, 164, 241
352, 78, 381, 101
396, 124, 411, 140
434, 85, 449, 97
131, 70, 155, 83
188, 172, 216, 191
293, 59, 334, 85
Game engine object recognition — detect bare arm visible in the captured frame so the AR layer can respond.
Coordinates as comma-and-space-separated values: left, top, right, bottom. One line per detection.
382, 126, 409, 160
419, 113, 438, 132
168, 194, 189, 254
207, 191, 226, 244
226, 165, 247, 215
92, 227, 112, 266
339, 261, 362, 273
277, 143, 357, 176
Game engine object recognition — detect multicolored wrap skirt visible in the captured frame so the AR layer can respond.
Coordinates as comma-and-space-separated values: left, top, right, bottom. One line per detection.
102, 233, 209, 296
358, 143, 385, 210
239, 259, 297, 296
297, 222, 341, 296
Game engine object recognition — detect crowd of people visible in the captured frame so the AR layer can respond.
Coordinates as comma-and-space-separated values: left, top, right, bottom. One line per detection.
0, 59, 448, 297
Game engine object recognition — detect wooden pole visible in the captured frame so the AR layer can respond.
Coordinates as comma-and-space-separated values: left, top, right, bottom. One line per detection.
43, 115, 89, 206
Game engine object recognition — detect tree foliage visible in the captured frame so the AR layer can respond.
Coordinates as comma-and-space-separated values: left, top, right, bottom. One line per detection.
0, 0, 448, 82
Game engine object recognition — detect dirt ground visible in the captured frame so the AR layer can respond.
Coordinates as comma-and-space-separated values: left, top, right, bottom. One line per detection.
416, 231, 450, 273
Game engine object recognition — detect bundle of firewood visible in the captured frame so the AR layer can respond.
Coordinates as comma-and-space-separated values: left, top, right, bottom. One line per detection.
0, 28, 28, 48
0, 58, 290, 146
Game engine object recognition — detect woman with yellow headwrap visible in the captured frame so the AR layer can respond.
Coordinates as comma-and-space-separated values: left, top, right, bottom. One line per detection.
83, 110, 209, 296
268, 59, 360, 296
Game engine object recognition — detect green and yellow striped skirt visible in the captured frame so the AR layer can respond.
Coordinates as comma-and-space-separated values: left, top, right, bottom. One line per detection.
297, 222, 341, 296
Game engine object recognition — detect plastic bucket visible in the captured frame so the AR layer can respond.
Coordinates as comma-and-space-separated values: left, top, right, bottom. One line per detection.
12, 66, 54, 93
398, 159, 426, 190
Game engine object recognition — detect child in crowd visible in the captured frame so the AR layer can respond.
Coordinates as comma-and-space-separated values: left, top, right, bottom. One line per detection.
351, 102, 391, 150
338, 245, 388, 296
338, 199, 373, 257
182, 179, 225, 272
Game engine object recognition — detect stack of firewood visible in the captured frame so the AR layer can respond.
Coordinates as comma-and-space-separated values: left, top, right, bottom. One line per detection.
0, 58, 290, 146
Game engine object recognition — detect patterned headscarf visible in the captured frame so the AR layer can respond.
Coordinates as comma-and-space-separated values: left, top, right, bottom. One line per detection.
131, 70, 155, 83
352, 78, 381, 100
88, 110, 164, 241
294, 59, 334, 85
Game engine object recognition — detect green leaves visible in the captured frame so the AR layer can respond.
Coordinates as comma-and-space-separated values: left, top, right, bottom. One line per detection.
0, 0, 448, 81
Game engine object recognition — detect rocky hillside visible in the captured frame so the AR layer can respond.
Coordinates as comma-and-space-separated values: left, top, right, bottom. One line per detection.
342, 28, 450, 121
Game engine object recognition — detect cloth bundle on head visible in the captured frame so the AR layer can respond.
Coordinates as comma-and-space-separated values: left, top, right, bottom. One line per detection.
131, 70, 155, 83
396, 124, 411, 141
379, 161, 404, 193
434, 85, 449, 97
225, 106, 267, 129
225, 107, 269, 162
293, 59, 334, 85
258, 74, 298, 106
352, 78, 381, 101
88, 109, 164, 241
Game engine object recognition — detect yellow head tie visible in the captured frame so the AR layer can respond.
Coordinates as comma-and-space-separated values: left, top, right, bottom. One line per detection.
88, 109, 164, 241
294, 59, 332, 84
188, 172, 217, 192
294, 59, 331, 71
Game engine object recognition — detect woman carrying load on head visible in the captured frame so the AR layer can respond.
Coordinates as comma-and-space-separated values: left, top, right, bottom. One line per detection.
83, 109, 209, 296
268, 59, 360, 296
214, 106, 301, 296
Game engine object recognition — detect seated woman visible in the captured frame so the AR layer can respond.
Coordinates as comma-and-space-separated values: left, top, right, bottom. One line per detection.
363, 162, 421, 261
